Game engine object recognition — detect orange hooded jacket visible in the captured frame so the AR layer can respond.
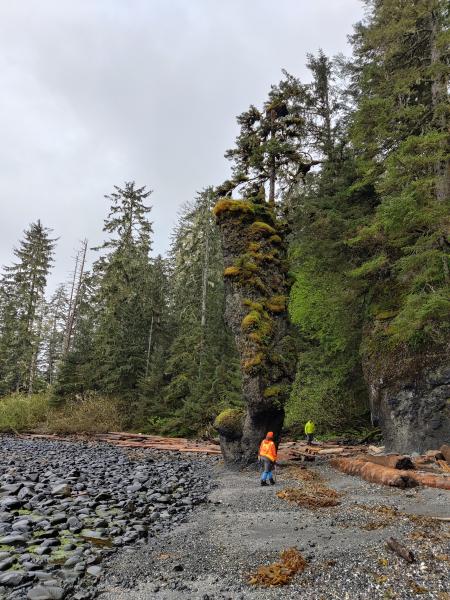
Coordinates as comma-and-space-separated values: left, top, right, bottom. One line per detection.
259, 438, 277, 462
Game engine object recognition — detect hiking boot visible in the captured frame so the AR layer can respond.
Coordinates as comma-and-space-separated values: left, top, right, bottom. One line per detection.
260, 480, 268, 486
269, 478, 275, 486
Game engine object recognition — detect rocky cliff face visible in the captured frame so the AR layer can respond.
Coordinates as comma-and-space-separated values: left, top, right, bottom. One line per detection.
364, 345, 450, 453
213, 199, 296, 465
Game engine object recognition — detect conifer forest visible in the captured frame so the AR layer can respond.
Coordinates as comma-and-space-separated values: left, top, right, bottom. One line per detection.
0, 0, 449, 456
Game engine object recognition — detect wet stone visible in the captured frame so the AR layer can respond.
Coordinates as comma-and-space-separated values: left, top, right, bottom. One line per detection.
27, 585, 65, 600
0, 570, 28, 586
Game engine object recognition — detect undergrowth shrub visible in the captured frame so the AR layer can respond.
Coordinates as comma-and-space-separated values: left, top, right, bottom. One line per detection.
50, 395, 123, 433
0, 393, 123, 434
0, 393, 50, 432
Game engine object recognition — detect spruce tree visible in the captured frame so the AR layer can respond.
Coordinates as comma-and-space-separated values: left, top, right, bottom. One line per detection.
91, 182, 155, 397
0, 221, 56, 394
219, 72, 319, 206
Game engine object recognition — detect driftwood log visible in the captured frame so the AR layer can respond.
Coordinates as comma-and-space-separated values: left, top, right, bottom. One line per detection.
331, 458, 418, 488
386, 538, 415, 563
440, 444, 450, 464
363, 454, 415, 470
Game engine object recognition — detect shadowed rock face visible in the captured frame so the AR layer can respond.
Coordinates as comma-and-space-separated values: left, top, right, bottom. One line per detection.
364, 345, 450, 453
213, 200, 296, 466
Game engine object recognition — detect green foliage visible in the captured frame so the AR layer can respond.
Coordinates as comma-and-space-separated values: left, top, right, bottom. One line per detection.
0, 393, 50, 432
0, 221, 56, 394
0, 393, 123, 434
348, 0, 450, 352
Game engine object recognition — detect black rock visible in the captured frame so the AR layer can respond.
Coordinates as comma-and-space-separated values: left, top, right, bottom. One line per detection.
0, 557, 15, 571
0, 570, 28, 586
27, 585, 65, 599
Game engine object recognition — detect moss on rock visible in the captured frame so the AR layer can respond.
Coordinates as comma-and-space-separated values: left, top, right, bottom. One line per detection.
224, 266, 241, 277
248, 221, 277, 237
214, 408, 245, 438
213, 199, 255, 218
265, 295, 287, 313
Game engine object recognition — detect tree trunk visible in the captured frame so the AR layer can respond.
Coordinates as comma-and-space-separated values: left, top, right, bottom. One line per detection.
213, 199, 296, 466
430, 9, 450, 204
145, 314, 154, 378
63, 240, 87, 355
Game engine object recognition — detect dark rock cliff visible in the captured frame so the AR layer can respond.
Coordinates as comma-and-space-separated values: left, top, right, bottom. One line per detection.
364, 344, 450, 453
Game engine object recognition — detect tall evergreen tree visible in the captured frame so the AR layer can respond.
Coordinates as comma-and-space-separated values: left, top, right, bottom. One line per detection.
219, 72, 319, 206
91, 182, 155, 397
0, 221, 56, 394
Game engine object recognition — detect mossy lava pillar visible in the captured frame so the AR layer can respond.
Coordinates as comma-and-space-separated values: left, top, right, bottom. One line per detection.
213, 199, 296, 465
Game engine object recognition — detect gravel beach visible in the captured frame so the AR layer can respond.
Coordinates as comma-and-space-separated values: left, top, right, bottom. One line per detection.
100, 461, 449, 600
0, 436, 448, 600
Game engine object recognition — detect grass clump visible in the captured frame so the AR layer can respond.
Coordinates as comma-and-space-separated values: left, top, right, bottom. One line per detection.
0, 393, 123, 434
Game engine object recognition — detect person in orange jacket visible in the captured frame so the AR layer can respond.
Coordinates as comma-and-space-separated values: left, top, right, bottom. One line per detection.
258, 431, 277, 486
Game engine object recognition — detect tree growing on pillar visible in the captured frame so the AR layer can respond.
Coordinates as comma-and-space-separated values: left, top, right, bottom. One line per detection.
220, 72, 319, 207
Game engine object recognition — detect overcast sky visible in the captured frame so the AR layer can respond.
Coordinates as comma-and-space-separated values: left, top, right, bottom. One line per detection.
0, 0, 363, 293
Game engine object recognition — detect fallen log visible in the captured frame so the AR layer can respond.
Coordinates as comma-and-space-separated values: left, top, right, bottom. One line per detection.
440, 444, 450, 464
386, 537, 414, 563
410, 472, 450, 490
437, 460, 450, 473
317, 448, 346, 456
331, 458, 418, 488
363, 454, 415, 470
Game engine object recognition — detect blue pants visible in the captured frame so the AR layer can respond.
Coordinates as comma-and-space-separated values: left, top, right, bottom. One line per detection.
261, 458, 274, 481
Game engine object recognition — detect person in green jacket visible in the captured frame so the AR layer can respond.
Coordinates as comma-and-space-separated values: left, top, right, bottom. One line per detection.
305, 420, 315, 444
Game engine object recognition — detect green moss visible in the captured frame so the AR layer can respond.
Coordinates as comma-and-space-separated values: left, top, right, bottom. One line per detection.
263, 385, 282, 398
269, 234, 283, 244
374, 310, 398, 320
49, 549, 71, 564
242, 310, 261, 331
33, 530, 46, 538
214, 408, 245, 438
242, 299, 264, 312
0, 545, 14, 552
242, 353, 264, 372
265, 295, 287, 313
247, 275, 270, 294
247, 241, 262, 252
224, 266, 241, 277
213, 199, 254, 218
248, 221, 277, 236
